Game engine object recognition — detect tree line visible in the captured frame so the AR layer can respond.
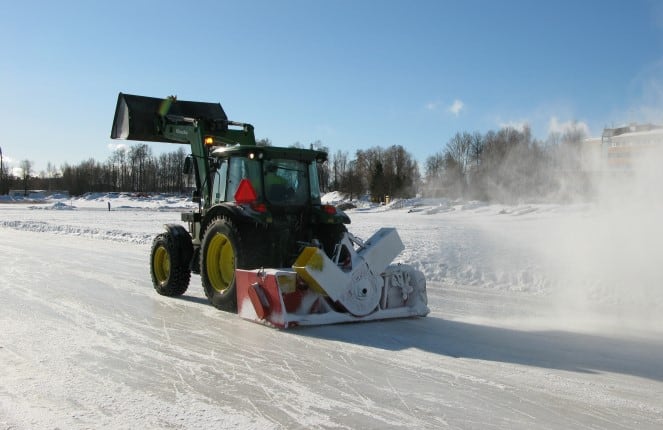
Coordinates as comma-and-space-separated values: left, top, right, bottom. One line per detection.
330, 145, 420, 202
0, 144, 189, 196
1, 123, 588, 203
422, 124, 589, 203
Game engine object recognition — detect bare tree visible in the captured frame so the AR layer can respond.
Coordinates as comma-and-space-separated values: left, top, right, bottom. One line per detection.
331, 150, 348, 190
443, 132, 473, 194
128, 144, 152, 192
20, 159, 33, 196
469, 131, 484, 167
446, 132, 472, 175
339, 160, 362, 200
423, 152, 446, 197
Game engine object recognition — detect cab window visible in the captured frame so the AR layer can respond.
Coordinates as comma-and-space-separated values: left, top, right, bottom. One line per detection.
263, 159, 309, 205
211, 159, 228, 203
227, 157, 262, 201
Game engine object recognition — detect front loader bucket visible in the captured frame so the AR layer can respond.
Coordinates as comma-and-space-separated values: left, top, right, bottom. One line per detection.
110, 93, 227, 143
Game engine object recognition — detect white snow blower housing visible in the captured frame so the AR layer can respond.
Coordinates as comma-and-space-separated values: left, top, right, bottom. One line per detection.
236, 228, 429, 328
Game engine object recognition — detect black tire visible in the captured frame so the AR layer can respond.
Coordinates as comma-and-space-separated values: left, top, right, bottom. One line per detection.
150, 232, 192, 296
199, 217, 248, 312
316, 223, 348, 258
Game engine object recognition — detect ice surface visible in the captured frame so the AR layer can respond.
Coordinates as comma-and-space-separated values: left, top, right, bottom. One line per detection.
1, 193, 662, 429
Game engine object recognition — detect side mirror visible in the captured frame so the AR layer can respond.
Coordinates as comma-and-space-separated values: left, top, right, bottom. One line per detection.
192, 189, 201, 203
183, 156, 193, 174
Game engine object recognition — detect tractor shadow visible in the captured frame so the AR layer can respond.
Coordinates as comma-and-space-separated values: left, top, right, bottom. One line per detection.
297, 315, 663, 382
176, 294, 209, 305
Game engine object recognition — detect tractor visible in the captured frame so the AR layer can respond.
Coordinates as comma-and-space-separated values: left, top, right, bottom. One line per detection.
111, 93, 428, 328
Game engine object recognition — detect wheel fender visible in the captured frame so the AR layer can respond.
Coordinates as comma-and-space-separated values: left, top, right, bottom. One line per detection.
201, 204, 265, 234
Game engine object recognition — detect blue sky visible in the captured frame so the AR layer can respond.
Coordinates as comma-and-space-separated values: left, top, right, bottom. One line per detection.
1, 0, 662, 174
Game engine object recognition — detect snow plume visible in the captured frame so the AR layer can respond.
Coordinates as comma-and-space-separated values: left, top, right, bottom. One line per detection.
470, 124, 590, 204
539, 146, 663, 334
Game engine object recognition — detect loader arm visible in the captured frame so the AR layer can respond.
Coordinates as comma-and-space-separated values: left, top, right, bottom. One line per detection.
156, 117, 255, 202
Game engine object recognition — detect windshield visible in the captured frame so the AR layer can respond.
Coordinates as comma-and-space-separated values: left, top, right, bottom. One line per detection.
263, 159, 310, 205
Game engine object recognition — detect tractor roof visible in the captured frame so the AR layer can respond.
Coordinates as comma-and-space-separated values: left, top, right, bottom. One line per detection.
211, 145, 328, 163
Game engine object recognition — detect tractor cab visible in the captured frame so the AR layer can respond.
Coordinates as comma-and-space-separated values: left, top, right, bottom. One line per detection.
203, 144, 334, 219
207, 148, 323, 209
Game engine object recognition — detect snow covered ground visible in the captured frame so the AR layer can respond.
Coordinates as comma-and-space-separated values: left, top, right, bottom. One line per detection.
1, 192, 662, 429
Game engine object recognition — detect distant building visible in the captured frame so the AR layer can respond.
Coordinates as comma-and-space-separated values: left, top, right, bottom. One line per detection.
601, 123, 663, 170
583, 123, 663, 172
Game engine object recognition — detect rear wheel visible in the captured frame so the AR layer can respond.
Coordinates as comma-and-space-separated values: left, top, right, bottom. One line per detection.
200, 217, 243, 312
150, 232, 192, 296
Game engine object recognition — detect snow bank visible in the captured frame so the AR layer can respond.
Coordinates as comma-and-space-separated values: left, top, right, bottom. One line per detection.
28, 201, 76, 210
0, 220, 154, 244
76, 192, 196, 210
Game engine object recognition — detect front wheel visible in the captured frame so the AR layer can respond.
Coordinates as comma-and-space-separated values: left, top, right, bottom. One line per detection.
150, 232, 192, 296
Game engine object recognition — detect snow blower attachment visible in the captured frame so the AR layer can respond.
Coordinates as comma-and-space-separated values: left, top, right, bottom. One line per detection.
236, 228, 429, 328
111, 92, 429, 329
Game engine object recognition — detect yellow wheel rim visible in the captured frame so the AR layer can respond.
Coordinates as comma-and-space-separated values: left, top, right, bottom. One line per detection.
206, 232, 235, 293
153, 245, 171, 285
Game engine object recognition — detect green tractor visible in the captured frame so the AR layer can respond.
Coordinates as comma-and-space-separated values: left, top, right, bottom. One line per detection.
111, 93, 349, 312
